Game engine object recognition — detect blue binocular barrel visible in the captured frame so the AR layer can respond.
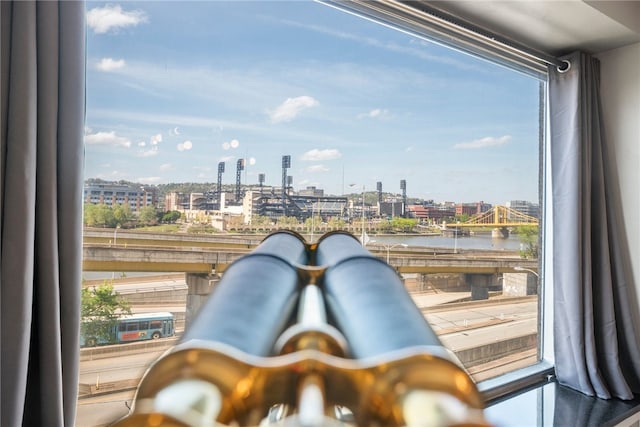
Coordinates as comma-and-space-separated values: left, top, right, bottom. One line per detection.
316, 231, 442, 359
181, 231, 308, 357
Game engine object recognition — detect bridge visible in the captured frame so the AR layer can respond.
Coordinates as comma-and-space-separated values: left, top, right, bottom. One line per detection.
453, 205, 538, 228
82, 229, 538, 275
82, 228, 539, 329
444, 205, 538, 238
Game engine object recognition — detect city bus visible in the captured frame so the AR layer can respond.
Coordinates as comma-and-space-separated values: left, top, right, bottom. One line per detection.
81, 312, 175, 347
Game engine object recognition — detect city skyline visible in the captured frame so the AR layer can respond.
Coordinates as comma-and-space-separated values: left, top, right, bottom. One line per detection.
85, 1, 542, 206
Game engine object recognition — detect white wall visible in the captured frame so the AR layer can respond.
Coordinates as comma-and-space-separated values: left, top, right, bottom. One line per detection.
597, 42, 640, 315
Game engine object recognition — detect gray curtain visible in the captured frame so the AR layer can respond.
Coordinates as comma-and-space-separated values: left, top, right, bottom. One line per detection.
1, 1, 85, 426
550, 51, 640, 399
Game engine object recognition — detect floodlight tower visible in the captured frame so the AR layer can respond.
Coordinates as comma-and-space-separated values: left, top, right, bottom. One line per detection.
258, 173, 265, 196
377, 181, 383, 204
287, 176, 293, 194
236, 158, 245, 202
282, 155, 291, 216
400, 179, 407, 217
217, 161, 225, 209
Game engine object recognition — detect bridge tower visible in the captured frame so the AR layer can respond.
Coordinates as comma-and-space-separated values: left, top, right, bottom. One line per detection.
377, 181, 382, 204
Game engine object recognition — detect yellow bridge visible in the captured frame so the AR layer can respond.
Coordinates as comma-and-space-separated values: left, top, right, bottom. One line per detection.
454, 205, 538, 228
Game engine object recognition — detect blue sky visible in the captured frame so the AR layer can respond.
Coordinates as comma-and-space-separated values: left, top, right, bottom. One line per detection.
85, 1, 542, 205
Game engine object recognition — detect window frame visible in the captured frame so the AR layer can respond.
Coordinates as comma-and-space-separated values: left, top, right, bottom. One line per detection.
318, 0, 556, 401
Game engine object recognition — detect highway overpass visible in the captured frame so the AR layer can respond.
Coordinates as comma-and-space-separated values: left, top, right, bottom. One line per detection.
82, 229, 538, 274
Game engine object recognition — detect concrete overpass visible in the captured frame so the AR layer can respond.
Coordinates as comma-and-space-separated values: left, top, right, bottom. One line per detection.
82, 228, 539, 329
82, 229, 538, 275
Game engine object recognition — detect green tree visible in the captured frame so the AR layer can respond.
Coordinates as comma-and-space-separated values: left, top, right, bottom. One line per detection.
454, 213, 470, 223
304, 215, 322, 231
251, 215, 272, 227
83, 203, 98, 226
139, 206, 159, 225
277, 216, 299, 227
516, 225, 539, 259
162, 210, 182, 223
391, 217, 418, 232
84, 203, 115, 227
112, 203, 134, 226
81, 282, 131, 346
327, 217, 346, 229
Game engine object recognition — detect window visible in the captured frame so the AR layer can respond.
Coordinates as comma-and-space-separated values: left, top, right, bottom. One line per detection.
80, 1, 546, 424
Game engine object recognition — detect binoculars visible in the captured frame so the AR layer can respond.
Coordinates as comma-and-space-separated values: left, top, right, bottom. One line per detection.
113, 230, 488, 426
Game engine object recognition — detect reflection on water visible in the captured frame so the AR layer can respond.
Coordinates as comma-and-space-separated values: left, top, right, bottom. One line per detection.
367, 233, 522, 251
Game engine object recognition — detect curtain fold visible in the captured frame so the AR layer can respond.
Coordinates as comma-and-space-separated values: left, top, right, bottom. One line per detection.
1, 2, 85, 426
550, 51, 640, 400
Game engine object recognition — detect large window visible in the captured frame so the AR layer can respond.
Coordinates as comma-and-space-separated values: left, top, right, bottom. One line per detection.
79, 1, 546, 425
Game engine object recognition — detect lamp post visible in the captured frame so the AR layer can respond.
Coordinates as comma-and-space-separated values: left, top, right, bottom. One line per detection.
514, 266, 539, 278
385, 243, 408, 264
370, 241, 408, 263
112, 225, 121, 280
350, 183, 366, 245
113, 224, 121, 246
453, 221, 460, 254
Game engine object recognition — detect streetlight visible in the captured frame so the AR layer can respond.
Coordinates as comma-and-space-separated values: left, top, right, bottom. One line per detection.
371, 241, 408, 263
514, 266, 539, 277
349, 183, 366, 245
113, 224, 121, 246
112, 225, 121, 280
453, 221, 460, 254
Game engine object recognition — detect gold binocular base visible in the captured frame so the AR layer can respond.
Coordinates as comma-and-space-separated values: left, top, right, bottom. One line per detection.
112, 341, 489, 427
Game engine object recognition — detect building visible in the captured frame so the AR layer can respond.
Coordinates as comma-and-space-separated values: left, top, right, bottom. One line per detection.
455, 201, 492, 217
506, 200, 540, 219
84, 182, 157, 212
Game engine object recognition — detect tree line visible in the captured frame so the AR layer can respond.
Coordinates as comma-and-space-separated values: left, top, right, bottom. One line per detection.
83, 203, 182, 228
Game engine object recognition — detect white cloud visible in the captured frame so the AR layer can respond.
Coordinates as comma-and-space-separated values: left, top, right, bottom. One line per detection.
96, 58, 126, 72
269, 96, 319, 123
160, 163, 173, 171
301, 148, 341, 161
306, 164, 329, 173
177, 140, 193, 151
138, 147, 158, 157
86, 4, 148, 34
357, 108, 389, 119
454, 135, 512, 149
85, 131, 131, 148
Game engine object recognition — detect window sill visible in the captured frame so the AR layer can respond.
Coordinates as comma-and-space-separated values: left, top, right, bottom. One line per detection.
484, 375, 640, 427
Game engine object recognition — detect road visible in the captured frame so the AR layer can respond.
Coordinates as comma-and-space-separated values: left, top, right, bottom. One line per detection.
76, 296, 539, 426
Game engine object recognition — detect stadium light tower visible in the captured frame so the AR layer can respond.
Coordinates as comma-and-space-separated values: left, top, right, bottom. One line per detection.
282, 155, 291, 216
217, 161, 225, 210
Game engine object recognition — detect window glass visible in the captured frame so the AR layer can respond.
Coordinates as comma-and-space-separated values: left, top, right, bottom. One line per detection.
149, 320, 162, 330
79, 1, 543, 424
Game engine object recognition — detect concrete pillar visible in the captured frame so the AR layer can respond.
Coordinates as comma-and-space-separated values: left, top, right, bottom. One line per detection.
503, 273, 538, 297
492, 227, 509, 238
465, 273, 493, 300
185, 272, 221, 330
